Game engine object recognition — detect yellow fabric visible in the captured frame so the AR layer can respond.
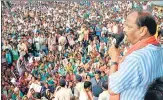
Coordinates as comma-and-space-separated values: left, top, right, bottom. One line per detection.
66, 65, 73, 73
154, 25, 159, 39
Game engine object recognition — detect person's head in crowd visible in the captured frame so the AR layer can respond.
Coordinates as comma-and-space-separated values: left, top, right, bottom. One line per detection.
37, 74, 41, 81
24, 71, 29, 77
79, 67, 85, 74
86, 74, 91, 81
67, 80, 73, 88
14, 87, 20, 95
123, 10, 157, 45
59, 79, 66, 87
144, 77, 163, 100
22, 95, 28, 100
94, 70, 101, 80
10, 84, 15, 92
31, 76, 37, 82
46, 89, 51, 96
101, 71, 106, 77
84, 81, 92, 92
101, 32, 105, 37
75, 75, 82, 82
113, 21, 117, 26
46, 68, 51, 74
30, 88, 35, 95
70, 71, 73, 75
44, 82, 49, 88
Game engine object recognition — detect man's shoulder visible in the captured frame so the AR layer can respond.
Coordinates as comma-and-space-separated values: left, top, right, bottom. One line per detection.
99, 91, 109, 99
127, 44, 163, 59
58, 87, 69, 93
76, 82, 84, 85
79, 90, 86, 95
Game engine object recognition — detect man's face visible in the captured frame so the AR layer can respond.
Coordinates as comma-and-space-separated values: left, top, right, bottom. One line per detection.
15, 90, 19, 95
95, 74, 100, 79
86, 87, 91, 92
123, 11, 141, 45
30, 89, 35, 94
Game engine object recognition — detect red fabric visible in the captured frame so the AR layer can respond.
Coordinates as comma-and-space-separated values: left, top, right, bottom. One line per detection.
110, 36, 159, 100
66, 74, 74, 81
1, 94, 7, 100
126, 36, 159, 56
11, 66, 15, 71
66, 75, 71, 81
70, 74, 75, 81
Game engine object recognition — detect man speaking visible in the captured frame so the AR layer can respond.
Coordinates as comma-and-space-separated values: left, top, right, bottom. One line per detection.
108, 10, 163, 100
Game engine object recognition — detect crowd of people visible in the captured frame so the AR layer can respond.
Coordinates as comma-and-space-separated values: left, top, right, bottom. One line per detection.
1, 1, 163, 100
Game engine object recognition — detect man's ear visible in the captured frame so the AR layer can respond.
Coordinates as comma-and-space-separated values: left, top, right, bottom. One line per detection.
140, 26, 148, 37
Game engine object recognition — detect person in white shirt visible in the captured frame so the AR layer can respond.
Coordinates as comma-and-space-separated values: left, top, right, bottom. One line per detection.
33, 33, 41, 51
74, 75, 84, 99
87, 41, 93, 55
99, 81, 110, 100
112, 21, 118, 34
2, 40, 12, 50
54, 79, 73, 100
16, 56, 26, 76
79, 81, 93, 100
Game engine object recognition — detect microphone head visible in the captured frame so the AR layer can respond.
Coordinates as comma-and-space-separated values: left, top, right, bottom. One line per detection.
115, 32, 124, 48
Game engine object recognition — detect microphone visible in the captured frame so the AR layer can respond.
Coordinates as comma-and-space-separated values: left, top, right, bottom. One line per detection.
115, 32, 124, 48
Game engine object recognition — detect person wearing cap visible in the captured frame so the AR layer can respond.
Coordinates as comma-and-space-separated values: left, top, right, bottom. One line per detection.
98, 81, 110, 100
90, 70, 105, 100
54, 79, 73, 100
74, 75, 84, 99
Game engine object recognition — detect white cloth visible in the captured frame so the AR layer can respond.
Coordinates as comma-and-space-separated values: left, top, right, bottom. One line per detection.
112, 25, 118, 34
58, 45, 63, 52
28, 57, 33, 64
79, 90, 89, 100
87, 45, 93, 55
16, 58, 26, 76
29, 83, 42, 92
79, 90, 93, 100
34, 37, 41, 51
62, 58, 68, 67
2, 45, 12, 50
54, 87, 72, 100
67, 36, 75, 46
74, 82, 84, 97
98, 91, 110, 100
58, 36, 67, 45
